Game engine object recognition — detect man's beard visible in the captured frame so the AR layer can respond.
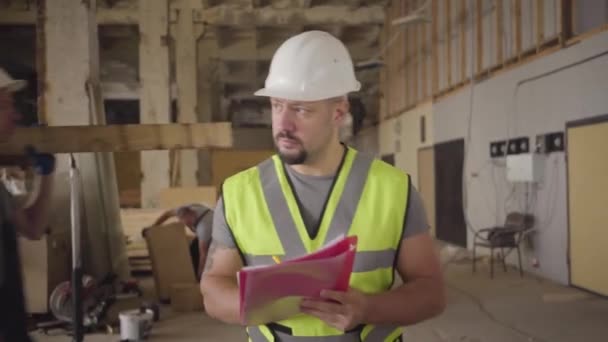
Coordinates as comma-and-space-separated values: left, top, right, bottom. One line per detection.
275, 131, 307, 165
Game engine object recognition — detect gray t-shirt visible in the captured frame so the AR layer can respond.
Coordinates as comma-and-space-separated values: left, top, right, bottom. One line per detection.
211, 163, 430, 248
177, 203, 214, 244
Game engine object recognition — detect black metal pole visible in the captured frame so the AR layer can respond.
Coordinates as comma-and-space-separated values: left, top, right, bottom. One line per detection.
69, 154, 84, 342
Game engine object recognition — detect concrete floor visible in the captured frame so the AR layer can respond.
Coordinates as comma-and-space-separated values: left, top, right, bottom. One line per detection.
30, 255, 608, 342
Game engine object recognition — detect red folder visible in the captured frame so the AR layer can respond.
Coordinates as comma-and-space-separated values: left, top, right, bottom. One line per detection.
237, 235, 357, 325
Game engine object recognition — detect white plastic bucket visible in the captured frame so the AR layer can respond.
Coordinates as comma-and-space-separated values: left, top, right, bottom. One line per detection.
119, 308, 154, 341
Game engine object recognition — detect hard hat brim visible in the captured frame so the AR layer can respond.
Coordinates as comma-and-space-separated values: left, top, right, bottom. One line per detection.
254, 84, 359, 102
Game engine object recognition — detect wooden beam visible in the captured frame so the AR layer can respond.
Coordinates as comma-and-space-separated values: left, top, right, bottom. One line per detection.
460, 0, 466, 83
496, 0, 504, 65
0, 123, 233, 155
431, 0, 439, 96
193, 5, 385, 26
476, 0, 483, 74
421, 8, 428, 100
0, 8, 138, 25
513, 0, 522, 57
536, 0, 544, 51
560, 0, 574, 44
412, 0, 419, 105
446, 0, 452, 87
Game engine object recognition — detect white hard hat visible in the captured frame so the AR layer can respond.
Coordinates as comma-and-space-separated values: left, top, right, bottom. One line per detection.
255, 30, 361, 102
0, 68, 26, 92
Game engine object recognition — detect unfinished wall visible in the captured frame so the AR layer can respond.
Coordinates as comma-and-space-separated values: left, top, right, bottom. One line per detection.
433, 30, 608, 285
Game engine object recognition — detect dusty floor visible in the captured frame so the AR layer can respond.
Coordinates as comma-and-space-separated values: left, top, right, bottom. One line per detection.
30, 255, 608, 342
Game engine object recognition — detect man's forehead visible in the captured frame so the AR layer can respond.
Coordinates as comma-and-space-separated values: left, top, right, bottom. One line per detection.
270, 97, 322, 106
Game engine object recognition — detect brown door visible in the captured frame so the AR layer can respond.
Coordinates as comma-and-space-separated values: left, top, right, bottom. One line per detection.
567, 117, 608, 296
418, 147, 436, 237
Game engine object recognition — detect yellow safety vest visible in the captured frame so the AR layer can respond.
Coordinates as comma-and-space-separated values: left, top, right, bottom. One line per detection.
222, 147, 410, 342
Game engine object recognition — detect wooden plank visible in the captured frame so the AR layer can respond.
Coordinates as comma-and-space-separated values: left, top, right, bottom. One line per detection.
446, 0, 452, 87
513, 0, 522, 57
431, 0, 439, 96
460, 0, 467, 82
476, 0, 483, 74
536, 0, 544, 51
0, 123, 233, 155
496, 0, 504, 65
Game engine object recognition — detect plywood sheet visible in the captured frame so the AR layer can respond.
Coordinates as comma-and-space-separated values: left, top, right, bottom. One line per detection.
211, 149, 275, 190
143, 223, 196, 301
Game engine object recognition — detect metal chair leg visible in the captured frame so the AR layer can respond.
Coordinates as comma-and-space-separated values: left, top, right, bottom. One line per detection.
501, 247, 507, 272
490, 248, 494, 279
472, 244, 477, 274
517, 246, 523, 277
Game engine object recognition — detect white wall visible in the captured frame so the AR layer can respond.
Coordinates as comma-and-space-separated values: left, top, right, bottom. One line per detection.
376, 102, 434, 188
433, 31, 608, 285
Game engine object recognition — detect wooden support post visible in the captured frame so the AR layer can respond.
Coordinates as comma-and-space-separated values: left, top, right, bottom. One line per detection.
476, 0, 483, 75
560, 0, 573, 44
431, 0, 439, 96
421, 8, 428, 100
39, 0, 129, 280
174, 0, 202, 187
460, 0, 466, 83
139, 0, 171, 208
513, 0, 522, 58
496, 0, 504, 65
413, 1, 419, 104
536, 0, 544, 51
446, 0, 452, 87
405, 0, 411, 108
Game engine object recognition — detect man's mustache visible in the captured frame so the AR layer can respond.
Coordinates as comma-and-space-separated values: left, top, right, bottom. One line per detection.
275, 132, 301, 143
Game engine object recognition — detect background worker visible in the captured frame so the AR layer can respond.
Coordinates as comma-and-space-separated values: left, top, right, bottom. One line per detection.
200, 31, 445, 341
153, 203, 213, 280
0, 68, 56, 342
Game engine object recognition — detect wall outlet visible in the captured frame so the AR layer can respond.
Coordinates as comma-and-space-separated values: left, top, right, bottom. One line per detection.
536, 132, 565, 153
507, 137, 530, 155
490, 140, 507, 158
545, 132, 565, 152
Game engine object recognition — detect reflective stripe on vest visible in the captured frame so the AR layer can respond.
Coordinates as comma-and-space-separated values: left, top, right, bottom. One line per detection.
247, 325, 403, 342
224, 147, 409, 342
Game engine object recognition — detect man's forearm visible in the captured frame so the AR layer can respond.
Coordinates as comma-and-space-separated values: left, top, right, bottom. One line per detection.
22, 175, 53, 239
200, 275, 242, 324
364, 278, 445, 326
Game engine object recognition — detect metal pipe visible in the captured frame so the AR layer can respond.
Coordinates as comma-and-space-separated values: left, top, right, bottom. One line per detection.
69, 154, 84, 342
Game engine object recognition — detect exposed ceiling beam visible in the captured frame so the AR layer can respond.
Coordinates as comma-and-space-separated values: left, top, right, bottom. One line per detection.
0, 8, 139, 25
1, 5, 385, 27
194, 5, 385, 26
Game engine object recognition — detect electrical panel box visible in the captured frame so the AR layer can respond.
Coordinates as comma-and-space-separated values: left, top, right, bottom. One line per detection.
506, 153, 544, 183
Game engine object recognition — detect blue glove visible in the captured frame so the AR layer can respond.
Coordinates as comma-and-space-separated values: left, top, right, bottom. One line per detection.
25, 145, 56, 175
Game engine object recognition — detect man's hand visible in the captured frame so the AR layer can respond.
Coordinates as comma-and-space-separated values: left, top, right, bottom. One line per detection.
299, 288, 370, 332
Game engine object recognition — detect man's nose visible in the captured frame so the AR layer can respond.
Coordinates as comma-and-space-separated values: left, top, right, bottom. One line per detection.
276, 109, 296, 131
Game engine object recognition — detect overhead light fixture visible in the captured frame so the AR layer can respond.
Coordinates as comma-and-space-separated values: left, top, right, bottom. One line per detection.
355, 1, 431, 72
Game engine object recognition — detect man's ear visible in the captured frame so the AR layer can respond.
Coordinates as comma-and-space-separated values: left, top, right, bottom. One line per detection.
332, 97, 350, 123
